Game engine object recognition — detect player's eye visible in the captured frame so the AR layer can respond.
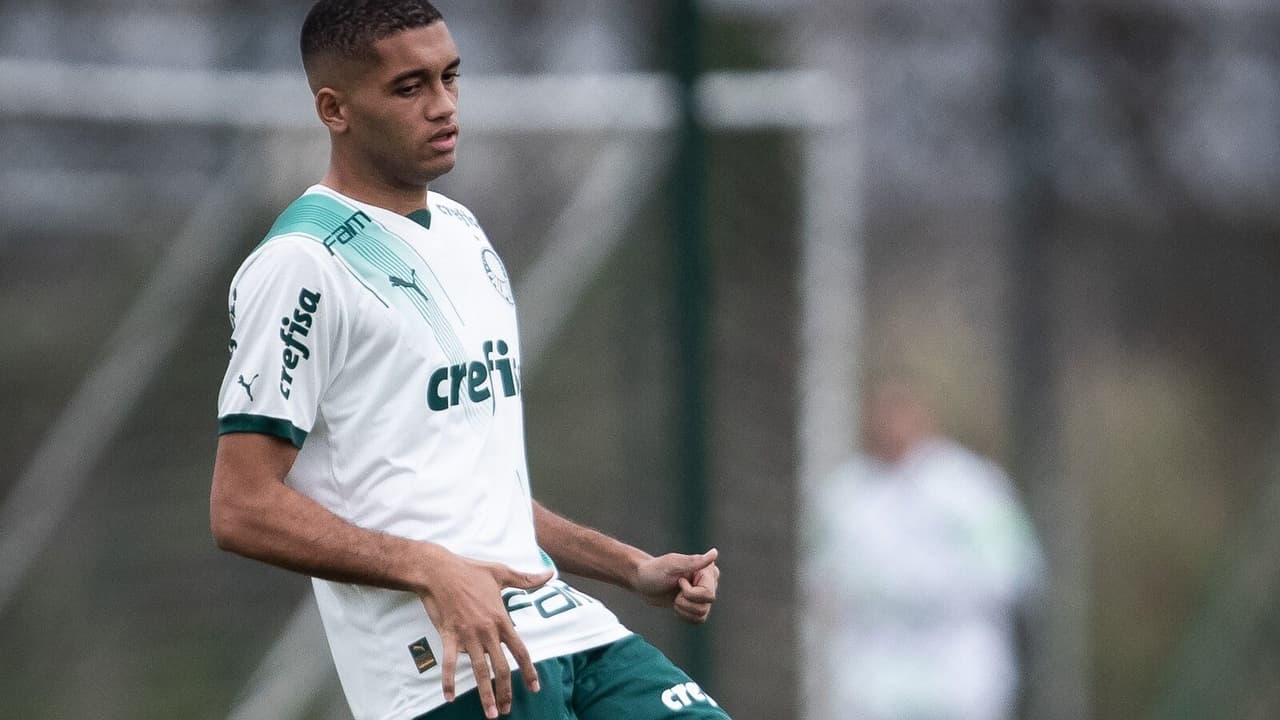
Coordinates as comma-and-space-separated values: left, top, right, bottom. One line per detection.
395, 84, 421, 97
443, 72, 460, 85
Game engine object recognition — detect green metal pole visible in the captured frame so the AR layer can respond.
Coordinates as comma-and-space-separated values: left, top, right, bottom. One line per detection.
670, 0, 712, 690
1004, 3, 1089, 719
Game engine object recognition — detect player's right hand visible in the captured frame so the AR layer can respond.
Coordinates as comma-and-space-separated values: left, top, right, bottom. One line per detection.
416, 550, 553, 719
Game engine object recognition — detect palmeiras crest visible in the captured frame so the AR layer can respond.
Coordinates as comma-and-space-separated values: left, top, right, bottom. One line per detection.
481, 248, 514, 305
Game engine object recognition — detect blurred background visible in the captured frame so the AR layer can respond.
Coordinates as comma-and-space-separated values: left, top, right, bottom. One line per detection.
2, 0, 1278, 718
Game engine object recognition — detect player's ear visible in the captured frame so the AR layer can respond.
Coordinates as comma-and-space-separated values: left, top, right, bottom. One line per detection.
315, 87, 349, 133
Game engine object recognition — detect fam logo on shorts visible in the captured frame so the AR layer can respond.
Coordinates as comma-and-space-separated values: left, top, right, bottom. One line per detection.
481, 248, 514, 305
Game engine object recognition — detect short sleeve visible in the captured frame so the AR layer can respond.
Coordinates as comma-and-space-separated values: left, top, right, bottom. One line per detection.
217, 238, 346, 448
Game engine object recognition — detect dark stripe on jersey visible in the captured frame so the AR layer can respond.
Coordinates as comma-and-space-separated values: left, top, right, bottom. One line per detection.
218, 413, 308, 449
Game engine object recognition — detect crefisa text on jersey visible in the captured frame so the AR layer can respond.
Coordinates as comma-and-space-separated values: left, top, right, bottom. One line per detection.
427, 339, 518, 411
279, 288, 322, 398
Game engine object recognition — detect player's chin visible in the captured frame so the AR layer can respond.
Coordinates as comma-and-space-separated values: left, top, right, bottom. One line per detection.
418, 153, 457, 183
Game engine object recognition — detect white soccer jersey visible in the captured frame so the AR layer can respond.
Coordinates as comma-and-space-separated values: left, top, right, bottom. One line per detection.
217, 185, 630, 720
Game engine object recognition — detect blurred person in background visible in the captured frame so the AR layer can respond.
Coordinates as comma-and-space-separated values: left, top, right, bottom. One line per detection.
807, 373, 1043, 720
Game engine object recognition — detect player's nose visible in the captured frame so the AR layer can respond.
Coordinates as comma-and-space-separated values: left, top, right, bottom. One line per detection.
425, 85, 457, 120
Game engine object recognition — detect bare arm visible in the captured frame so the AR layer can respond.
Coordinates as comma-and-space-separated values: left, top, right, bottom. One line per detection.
211, 433, 551, 719
211, 432, 439, 589
530, 500, 650, 589
532, 501, 720, 623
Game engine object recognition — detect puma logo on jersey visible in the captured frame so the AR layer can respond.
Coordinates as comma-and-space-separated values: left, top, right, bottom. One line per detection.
389, 269, 429, 303
279, 288, 321, 399
661, 682, 720, 712
427, 339, 518, 411
237, 373, 259, 402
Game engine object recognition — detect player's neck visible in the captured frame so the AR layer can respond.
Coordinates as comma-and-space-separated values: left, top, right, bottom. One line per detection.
321, 164, 429, 216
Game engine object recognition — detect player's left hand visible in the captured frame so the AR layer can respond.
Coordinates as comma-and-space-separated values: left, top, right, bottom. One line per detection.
633, 548, 720, 624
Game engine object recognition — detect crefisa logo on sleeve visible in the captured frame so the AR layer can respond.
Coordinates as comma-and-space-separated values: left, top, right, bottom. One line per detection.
279, 288, 321, 398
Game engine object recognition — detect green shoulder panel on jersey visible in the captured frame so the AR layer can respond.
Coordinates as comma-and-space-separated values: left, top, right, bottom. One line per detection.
218, 413, 308, 448
261, 192, 364, 250
259, 192, 490, 427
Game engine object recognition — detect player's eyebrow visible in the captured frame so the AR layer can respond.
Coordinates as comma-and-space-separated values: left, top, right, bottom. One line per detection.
389, 57, 461, 86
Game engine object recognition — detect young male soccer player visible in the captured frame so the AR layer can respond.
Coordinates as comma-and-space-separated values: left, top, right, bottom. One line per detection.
209, 2, 727, 719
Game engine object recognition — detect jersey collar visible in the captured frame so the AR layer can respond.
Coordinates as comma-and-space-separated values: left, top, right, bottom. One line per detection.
406, 208, 432, 230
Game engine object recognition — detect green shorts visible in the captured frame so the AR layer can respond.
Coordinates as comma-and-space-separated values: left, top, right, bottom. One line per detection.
415, 635, 731, 720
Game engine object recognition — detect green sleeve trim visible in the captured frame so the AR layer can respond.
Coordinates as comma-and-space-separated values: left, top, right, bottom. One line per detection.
218, 413, 308, 449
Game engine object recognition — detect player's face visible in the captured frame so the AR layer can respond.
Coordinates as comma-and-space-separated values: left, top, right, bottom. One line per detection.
345, 22, 461, 188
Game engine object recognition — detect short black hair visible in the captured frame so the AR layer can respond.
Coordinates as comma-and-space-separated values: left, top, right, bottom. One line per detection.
301, 0, 444, 68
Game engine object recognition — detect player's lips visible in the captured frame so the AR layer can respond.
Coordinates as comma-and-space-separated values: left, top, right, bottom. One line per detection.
428, 126, 458, 152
